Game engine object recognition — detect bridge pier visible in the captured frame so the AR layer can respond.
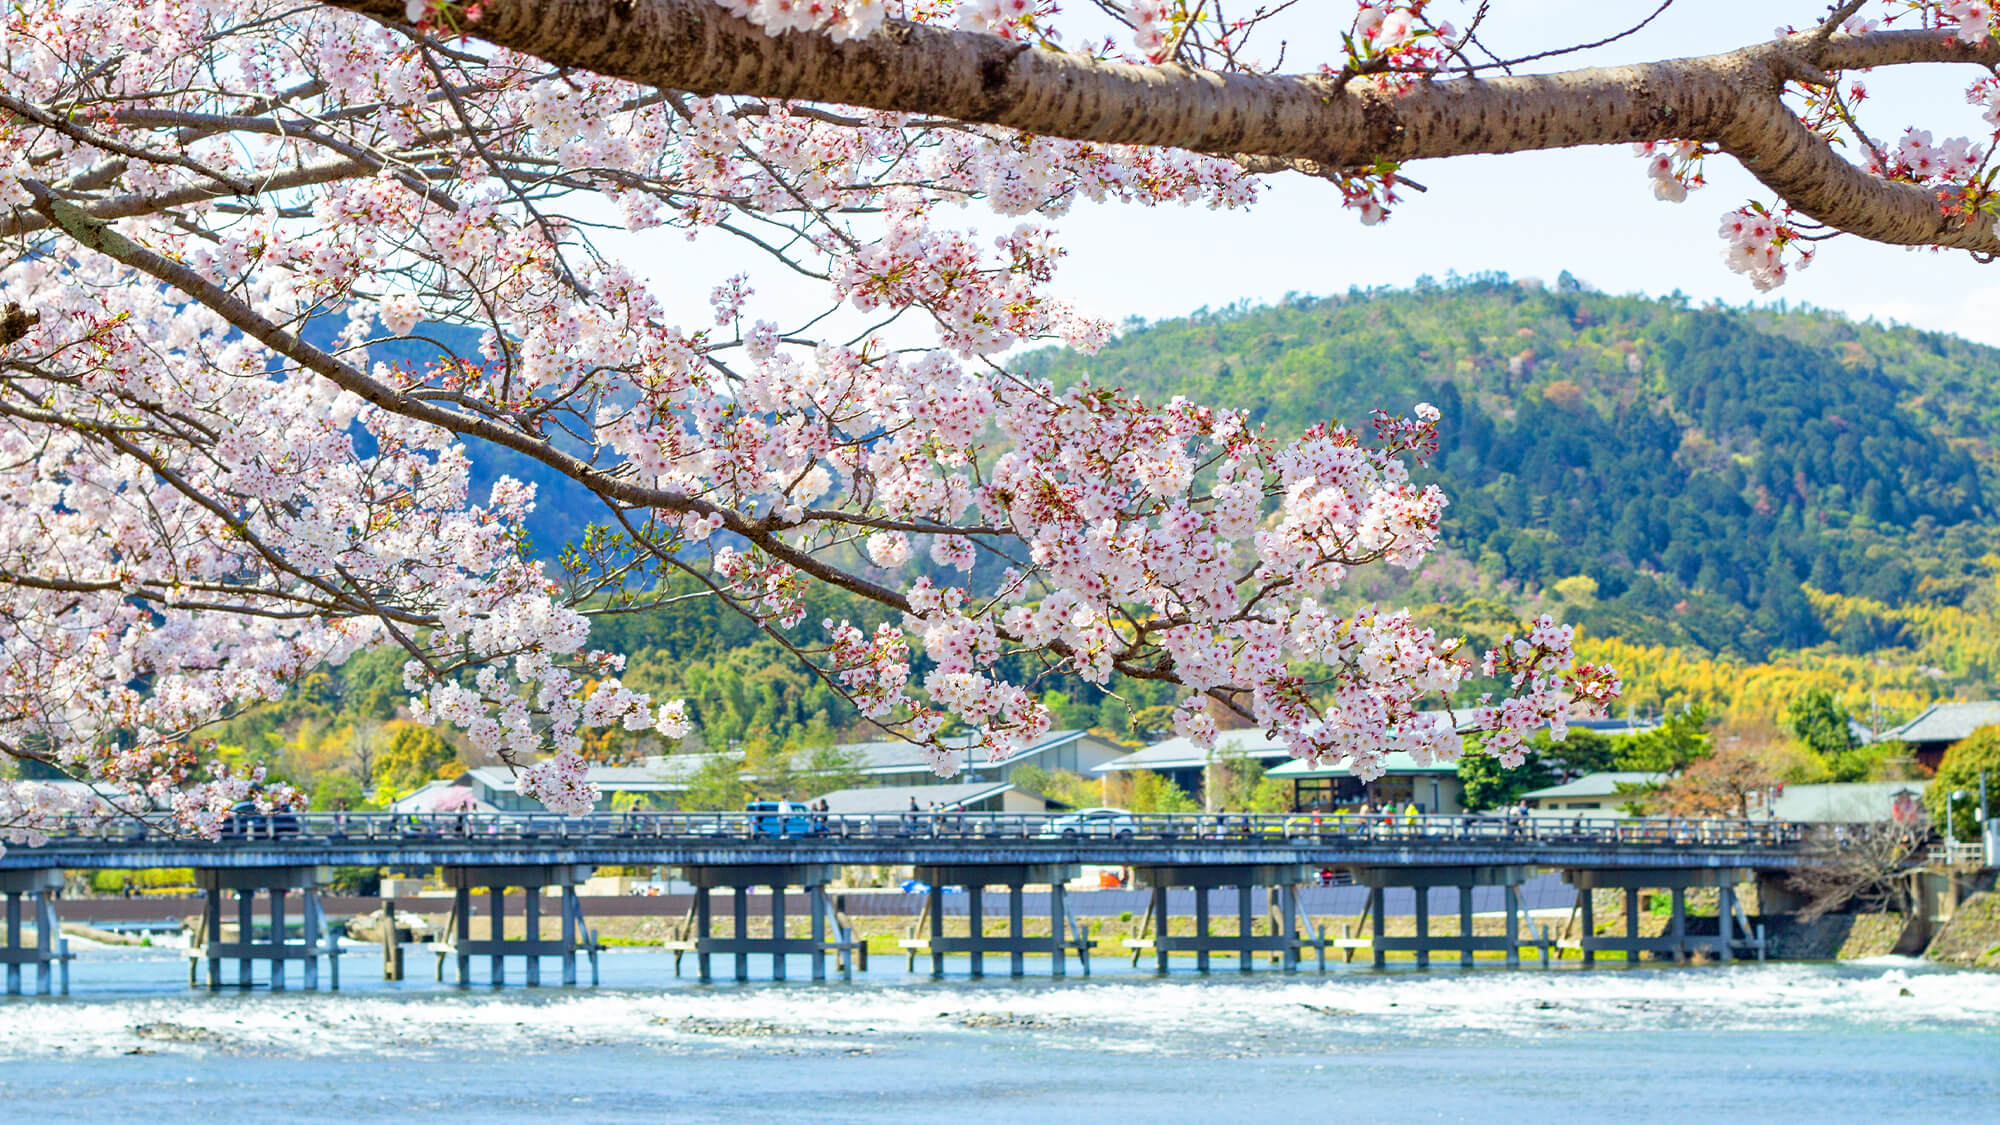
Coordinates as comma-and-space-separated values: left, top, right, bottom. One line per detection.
1127, 865, 1310, 973
1352, 865, 1533, 969
190, 867, 339, 990
1, 869, 70, 996
1564, 867, 1763, 965
431, 864, 597, 987
679, 864, 853, 983
903, 865, 1088, 978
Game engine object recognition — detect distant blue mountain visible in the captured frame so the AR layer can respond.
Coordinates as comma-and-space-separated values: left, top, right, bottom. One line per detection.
300, 317, 604, 560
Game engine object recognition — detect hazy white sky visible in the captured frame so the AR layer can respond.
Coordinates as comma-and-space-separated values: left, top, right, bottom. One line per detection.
623, 2, 2000, 346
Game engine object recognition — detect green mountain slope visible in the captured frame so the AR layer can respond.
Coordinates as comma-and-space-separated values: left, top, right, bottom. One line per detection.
1018, 273, 2000, 661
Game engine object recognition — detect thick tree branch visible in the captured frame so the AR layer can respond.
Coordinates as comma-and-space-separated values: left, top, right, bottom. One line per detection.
316, 1, 2000, 251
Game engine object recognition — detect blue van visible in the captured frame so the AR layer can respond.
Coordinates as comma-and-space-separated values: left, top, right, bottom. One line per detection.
746, 800, 817, 838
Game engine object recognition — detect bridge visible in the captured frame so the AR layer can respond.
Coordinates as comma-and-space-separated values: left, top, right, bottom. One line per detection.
0, 811, 1821, 994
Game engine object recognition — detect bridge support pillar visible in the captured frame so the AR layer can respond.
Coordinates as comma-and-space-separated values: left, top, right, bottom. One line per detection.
679, 865, 850, 983
1350, 866, 1532, 969
430, 865, 597, 988
1, 870, 69, 996
905, 865, 1086, 978
1126, 865, 1310, 974
1563, 867, 1759, 965
190, 867, 339, 991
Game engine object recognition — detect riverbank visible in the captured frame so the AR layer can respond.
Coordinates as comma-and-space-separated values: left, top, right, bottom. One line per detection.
51, 886, 1946, 964
1926, 891, 2000, 967
327, 905, 1919, 964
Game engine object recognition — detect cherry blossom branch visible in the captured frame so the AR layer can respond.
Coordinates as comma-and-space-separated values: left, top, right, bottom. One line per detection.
317, 0, 2000, 251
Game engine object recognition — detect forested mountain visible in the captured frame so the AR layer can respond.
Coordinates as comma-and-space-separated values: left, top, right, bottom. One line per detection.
186, 277, 2000, 801
364, 277, 2000, 667
1019, 274, 2000, 663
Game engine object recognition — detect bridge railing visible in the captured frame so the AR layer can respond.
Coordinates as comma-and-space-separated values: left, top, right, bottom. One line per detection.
22, 809, 1811, 851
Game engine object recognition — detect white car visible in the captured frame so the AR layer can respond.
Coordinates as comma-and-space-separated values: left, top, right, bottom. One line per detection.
1039, 807, 1139, 840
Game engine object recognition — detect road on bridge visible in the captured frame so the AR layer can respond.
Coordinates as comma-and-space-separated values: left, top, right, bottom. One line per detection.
3, 810, 1819, 871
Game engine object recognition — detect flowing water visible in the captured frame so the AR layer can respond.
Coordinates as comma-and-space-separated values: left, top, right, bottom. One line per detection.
1, 942, 1993, 1123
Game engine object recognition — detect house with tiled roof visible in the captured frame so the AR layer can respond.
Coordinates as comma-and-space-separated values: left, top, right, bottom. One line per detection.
1879, 701, 2000, 772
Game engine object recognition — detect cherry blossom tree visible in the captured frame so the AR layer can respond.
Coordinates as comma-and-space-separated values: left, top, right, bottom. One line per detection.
10, 0, 1991, 838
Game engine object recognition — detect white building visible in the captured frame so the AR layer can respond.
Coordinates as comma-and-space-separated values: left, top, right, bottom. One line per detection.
431, 728, 1127, 812
1518, 771, 1663, 814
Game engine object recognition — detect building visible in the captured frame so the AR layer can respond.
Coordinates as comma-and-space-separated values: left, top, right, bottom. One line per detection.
1265, 753, 1466, 814
811, 781, 1069, 816
1568, 717, 1663, 738
1090, 729, 1294, 799
1518, 771, 1663, 814
428, 729, 1127, 813
1877, 701, 2000, 772
824, 728, 1127, 789
1090, 716, 1659, 810
1761, 781, 1928, 824
386, 778, 500, 815
419, 763, 699, 813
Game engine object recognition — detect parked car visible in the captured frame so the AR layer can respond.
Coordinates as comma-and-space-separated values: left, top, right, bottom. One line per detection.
745, 800, 818, 838
1038, 807, 1139, 840
218, 800, 301, 840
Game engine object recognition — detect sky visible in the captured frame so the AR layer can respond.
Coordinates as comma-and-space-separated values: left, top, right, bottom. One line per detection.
619, 1, 2000, 347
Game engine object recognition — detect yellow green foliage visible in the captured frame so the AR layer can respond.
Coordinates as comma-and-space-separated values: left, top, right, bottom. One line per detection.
1803, 583, 2000, 685
1577, 637, 1943, 727
371, 721, 458, 794
1926, 725, 2000, 840
1105, 770, 1201, 813
89, 868, 196, 894
1011, 765, 1103, 809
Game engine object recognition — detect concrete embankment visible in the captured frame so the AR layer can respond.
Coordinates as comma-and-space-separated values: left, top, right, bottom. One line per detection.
57, 922, 159, 947
1925, 891, 2000, 967
1758, 913, 1906, 960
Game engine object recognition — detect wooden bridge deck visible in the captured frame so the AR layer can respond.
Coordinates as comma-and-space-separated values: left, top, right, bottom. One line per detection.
1, 811, 1817, 871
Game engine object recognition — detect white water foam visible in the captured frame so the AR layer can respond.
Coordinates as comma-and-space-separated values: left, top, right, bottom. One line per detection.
2, 959, 1992, 1062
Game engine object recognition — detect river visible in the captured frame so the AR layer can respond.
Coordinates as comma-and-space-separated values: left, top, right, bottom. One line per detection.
1, 943, 1993, 1122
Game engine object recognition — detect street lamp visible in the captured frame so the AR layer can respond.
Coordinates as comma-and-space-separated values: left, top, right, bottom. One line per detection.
1948, 787, 1978, 843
